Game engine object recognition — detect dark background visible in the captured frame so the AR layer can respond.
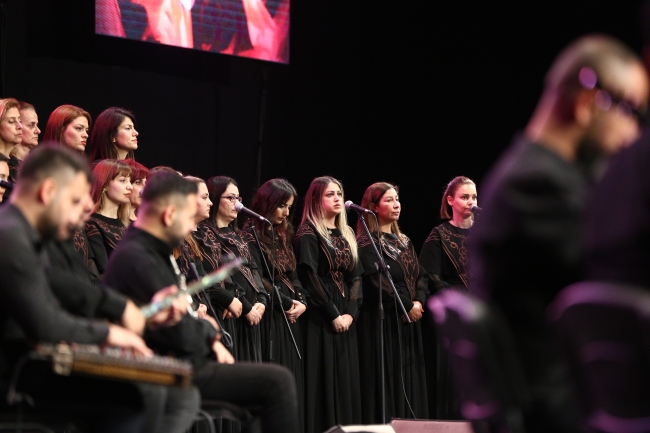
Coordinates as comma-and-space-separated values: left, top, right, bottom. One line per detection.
1, 0, 647, 251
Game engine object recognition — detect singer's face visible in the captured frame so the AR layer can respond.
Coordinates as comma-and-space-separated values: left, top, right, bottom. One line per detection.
106, 174, 133, 206
271, 194, 294, 225
63, 116, 89, 152
0, 107, 22, 146
130, 177, 146, 208
322, 182, 343, 219
196, 182, 212, 223
375, 188, 400, 226
114, 117, 139, 152
217, 183, 239, 225
448, 184, 477, 219
0, 161, 9, 202
20, 109, 40, 148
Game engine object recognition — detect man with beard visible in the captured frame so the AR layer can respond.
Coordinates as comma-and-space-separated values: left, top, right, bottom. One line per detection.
469, 34, 649, 432
0, 144, 169, 432
103, 171, 300, 433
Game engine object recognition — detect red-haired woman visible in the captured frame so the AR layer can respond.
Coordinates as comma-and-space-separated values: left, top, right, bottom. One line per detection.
87, 107, 139, 163
123, 159, 149, 222
42, 104, 92, 154
294, 175, 363, 433
201, 175, 267, 362
85, 160, 133, 275
355, 182, 428, 423
242, 178, 307, 428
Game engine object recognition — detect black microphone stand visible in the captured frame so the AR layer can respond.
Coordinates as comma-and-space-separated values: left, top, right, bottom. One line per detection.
250, 223, 301, 360
355, 210, 410, 424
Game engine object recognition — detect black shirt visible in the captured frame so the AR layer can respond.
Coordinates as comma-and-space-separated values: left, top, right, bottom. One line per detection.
0, 204, 109, 378
103, 226, 217, 370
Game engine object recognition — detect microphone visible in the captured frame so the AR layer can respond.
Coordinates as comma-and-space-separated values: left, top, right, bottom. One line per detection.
0, 179, 13, 189
344, 200, 373, 214
470, 205, 482, 214
234, 201, 271, 224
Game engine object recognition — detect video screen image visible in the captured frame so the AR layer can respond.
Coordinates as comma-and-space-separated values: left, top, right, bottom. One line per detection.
96, 0, 290, 64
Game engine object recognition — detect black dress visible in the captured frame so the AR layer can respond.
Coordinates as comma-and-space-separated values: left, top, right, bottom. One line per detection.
85, 213, 127, 275
418, 221, 471, 419
242, 225, 306, 432
294, 223, 363, 433
356, 231, 429, 423
197, 220, 266, 362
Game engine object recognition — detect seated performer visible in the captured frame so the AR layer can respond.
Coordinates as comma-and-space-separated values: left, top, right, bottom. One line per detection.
103, 171, 300, 433
0, 144, 198, 433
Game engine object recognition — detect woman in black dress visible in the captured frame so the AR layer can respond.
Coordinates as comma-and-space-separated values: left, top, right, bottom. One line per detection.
355, 182, 429, 423
201, 175, 267, 362
241, 178, 307, 431
419, 175, 477, 419
85, 159, 133, 275
293, 175, 362, 433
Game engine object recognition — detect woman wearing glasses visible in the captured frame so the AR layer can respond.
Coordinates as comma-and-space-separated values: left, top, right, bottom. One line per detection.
294, 176, 363, 433
241, 178, 307, 429
201, 176, 267, 362
355, 182, 429, 423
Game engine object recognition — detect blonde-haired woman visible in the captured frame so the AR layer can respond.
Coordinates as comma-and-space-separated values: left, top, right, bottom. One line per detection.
85, 159, 133, 275
294, 175, 363, 433
355, 181, 428, 423
0, 98, 22, 159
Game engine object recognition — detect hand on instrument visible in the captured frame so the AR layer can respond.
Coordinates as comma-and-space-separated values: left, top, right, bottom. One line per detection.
148, 285, 187, 329
285, 300, 306, 323
106, 323, 153, 358
212, 340, 235, 364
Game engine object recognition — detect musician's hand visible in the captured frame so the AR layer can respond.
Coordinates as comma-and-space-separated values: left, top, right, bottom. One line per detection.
121, 299, 146, 336
245, 308, 262, 326
285, 300, 306, 323
212, 340, 235, 364
331, 315, 349, 333
404, 301, 423, 323
106, 324, 153, 358
253, 302, 265, 317
148, 285, 187, 329
228, 297, 243, 318
196, 303, 208, 319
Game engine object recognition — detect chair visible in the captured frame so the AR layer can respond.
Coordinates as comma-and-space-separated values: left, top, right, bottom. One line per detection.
547, 281, 650, 433
189, 400, 256, 433
427, 289, 529, 433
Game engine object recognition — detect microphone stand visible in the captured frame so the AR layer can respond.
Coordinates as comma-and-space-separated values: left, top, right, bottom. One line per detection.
355, 210, 410, 424
250, 223, 301, 360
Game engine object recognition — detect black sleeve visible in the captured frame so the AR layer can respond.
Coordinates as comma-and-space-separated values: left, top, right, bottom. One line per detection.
85, 220, 109, 275
0, 231, 109, 344
419, 228, 452, 293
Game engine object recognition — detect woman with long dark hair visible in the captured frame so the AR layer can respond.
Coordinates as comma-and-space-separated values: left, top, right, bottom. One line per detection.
294, 175, 362, 433
85, 159, 133, 275
242, 178, 307, 430
200, 175, 267, 362
87, 107, 139, 163
355, 181, 428, 423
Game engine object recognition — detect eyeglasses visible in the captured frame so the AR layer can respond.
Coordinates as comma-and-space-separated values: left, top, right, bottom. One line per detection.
221, 195, 243, 203
579, 67, 647, 125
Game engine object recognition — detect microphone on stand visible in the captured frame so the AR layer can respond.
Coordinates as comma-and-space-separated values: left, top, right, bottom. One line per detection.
470, 205, 482, 215
0, 179, 14, 189
344, 200, 374, 214
234, 201, 271, 224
